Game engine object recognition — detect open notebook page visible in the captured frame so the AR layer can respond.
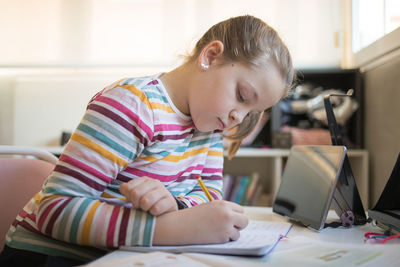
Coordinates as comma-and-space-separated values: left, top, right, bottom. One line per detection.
120, 220, 292, 256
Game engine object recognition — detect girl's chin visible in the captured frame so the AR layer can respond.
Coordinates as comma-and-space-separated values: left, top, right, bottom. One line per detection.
192, 118, 220, 132
193, 124, 217, 133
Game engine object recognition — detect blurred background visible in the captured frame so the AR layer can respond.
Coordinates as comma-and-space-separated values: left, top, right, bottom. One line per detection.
0, 0, 399, 206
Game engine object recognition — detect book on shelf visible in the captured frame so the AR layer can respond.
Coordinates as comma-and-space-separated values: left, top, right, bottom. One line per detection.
228, 176, 241, 203
235, 176, 249, 204
244, 172, 260, 206
222, 172, 262, 206
222, 174, 235, 201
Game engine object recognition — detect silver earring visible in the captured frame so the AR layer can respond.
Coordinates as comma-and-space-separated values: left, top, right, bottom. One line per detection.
201, 63, 209, 70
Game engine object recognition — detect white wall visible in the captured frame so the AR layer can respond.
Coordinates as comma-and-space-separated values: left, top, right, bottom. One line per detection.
0, 0, 346, 146
0, 0, 345, 68
0, 76, 14, 144
0, 68, 163, 146
13, 75, 111, 146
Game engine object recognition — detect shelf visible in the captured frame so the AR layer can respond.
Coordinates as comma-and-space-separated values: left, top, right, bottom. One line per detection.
224, 148, 289, 158
224, 147, 367, 158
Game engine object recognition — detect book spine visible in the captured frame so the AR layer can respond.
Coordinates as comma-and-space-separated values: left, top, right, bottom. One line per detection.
229, 176, 241, 202
235, 176, 249, 204
246, 172, 260, 206
240, 176, 252, 205
224, 175, 236, 201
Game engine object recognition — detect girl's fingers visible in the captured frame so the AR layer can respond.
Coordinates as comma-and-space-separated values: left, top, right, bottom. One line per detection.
139, 188, 168, 211
120, 178, 146, 197
123, 179, 160, 208
121, 178, 176, 214
149, 196, 174, 216
233, 213, 249, 231
216, 201, 248, 230
229, 229, 241, 241
218, 200, 244, 213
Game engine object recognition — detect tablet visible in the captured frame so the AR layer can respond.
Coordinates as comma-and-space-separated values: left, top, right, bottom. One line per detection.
273, 145, 347, 231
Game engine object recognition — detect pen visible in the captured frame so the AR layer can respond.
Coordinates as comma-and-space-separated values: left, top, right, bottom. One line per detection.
196, 175, 213, 202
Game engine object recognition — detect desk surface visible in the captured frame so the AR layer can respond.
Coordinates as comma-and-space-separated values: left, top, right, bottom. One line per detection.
90, 207, 399, 267
245, 207, 377, 244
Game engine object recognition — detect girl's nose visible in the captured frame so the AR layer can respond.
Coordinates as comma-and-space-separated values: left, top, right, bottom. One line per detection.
229, 110, 246, 125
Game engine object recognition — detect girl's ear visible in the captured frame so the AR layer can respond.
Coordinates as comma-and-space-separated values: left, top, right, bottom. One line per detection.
198, 40, 224, 70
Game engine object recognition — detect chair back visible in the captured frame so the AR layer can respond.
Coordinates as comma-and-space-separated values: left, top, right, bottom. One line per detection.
0, 146, 58, 250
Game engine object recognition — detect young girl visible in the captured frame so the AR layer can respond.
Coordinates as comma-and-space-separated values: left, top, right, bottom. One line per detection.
1, 15, 294, 266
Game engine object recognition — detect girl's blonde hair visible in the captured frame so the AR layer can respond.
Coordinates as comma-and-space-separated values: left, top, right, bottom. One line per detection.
186, 15, 295, 159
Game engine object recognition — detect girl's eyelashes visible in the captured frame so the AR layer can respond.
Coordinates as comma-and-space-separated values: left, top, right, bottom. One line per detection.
237, 88, 245, 102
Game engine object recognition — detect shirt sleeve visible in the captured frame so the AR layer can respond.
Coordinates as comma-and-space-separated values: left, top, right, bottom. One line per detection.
179, 133, 224, 207
35, 80, 156, 248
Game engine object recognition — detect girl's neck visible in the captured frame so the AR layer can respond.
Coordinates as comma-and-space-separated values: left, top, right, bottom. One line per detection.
160, 63, 196, 116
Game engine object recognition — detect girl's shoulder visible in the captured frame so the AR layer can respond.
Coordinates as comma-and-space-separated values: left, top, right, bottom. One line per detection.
115, 74, 169, 105
88, 76, 154, 109
119, 74, 191, 122
118, 74, 160, 90
92, 74, 163, 106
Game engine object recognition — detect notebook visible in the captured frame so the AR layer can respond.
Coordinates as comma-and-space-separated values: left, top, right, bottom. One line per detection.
368, 153, 400, 234
272, 145, 347, 231
120, 220, 291, 256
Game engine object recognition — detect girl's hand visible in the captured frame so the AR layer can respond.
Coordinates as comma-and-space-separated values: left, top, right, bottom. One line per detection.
153, 200, 249, 245
120, 177, 178, 216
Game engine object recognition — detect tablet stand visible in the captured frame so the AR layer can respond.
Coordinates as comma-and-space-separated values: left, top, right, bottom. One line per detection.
324, 90, 367, 227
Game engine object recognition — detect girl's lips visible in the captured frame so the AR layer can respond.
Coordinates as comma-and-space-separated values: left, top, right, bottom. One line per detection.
218, 118, 226, 130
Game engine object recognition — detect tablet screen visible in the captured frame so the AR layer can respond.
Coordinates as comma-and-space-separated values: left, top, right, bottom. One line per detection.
273, 145, 347, 230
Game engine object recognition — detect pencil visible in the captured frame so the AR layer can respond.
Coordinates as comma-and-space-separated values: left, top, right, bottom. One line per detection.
196, 175, 213, 202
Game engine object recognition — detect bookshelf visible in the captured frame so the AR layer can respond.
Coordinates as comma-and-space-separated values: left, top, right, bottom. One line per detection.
223, 148, 369, 208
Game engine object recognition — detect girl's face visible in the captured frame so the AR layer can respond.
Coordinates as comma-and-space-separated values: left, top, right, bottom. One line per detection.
188, 61, 285, 132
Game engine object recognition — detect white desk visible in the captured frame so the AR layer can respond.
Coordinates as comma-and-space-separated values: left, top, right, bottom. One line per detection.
90, 207, 400, 266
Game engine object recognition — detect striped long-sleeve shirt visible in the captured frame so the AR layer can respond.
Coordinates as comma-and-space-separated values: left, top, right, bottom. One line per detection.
6, 74, 224, 261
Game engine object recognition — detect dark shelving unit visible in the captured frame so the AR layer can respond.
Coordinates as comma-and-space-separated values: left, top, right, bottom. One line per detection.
252, 68, 364, 149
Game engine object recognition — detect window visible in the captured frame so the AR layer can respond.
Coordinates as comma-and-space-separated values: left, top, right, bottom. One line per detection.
352, 0, 400, 52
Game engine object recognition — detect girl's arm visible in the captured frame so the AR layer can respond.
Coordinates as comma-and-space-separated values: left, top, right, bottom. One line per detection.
153, 200, 249, 245
34, 80, 156, 248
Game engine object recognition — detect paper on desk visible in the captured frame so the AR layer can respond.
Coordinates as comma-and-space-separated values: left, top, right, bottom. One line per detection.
194, 240, 400, 267
120, 220, 292, 256
267, 242, 400, 267
84, 251, 210, 267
